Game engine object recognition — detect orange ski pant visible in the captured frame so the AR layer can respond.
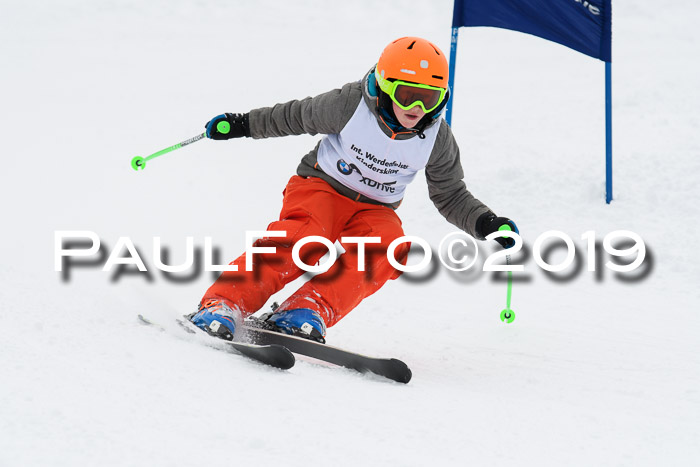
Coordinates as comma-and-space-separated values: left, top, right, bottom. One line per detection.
202, 175, 409, 328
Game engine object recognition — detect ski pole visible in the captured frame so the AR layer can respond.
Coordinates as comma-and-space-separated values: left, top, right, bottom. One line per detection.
500, 254, 515, 323
131, 132, 206, 171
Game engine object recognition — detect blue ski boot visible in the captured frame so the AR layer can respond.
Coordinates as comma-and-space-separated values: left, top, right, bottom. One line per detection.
266, 308, 327, 343
188, 298, 239, 341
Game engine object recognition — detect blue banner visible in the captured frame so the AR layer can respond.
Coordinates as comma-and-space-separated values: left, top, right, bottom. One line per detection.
452, 0, 612, 62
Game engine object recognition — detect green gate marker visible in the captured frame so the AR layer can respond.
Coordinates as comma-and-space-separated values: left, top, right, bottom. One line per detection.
498, 224, 515, 323
131, 132, 206, 171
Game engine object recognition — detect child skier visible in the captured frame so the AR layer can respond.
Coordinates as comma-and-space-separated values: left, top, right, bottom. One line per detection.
189, 37, 518, 343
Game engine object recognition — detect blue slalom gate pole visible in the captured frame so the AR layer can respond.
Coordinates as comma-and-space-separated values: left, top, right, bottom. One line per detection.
446, 27, 459, 126
605, 61, 613, 204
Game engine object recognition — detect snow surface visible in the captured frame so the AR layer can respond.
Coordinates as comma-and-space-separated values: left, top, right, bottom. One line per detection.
1, 1, 699, 466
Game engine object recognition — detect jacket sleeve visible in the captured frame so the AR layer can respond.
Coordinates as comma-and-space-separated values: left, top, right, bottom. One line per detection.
248, 81, 362, 139
425, 120, 493, 239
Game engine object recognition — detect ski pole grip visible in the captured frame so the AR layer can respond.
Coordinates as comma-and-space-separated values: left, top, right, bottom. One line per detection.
498, 224, 512, 237
216, 121, 231, 135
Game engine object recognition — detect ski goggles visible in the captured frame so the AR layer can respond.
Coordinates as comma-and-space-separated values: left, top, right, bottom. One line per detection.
377, 76, 447, 114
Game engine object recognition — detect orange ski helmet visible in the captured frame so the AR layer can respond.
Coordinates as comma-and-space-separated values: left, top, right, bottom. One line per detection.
376, 37, 449, 89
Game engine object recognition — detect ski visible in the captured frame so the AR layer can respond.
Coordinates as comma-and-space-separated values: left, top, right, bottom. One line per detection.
137, 314, 295, 370
242, 319, 412, 384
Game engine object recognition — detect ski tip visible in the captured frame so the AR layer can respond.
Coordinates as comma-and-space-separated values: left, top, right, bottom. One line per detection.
227, 341, 296, 370
388, 359, 412, 384
270, 344, 296, 370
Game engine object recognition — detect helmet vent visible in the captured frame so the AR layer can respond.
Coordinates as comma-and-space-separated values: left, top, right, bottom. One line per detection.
430, 44, 441, 55
407, 40, 416, 49
432, 75, 444, 80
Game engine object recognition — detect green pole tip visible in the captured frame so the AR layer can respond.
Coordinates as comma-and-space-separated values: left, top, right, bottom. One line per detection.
500, 308, 515, 323
131, 156, 146, 171
217, 121, 231, 134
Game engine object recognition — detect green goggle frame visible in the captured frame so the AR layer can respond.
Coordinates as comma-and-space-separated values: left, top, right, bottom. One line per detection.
376, 75, 447, 114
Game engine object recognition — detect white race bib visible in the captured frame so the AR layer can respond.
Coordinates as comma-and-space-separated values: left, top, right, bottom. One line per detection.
316, 99, 440, 203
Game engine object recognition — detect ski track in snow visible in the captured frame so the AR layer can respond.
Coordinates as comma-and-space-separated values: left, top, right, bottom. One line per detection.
1, 1, 699, 466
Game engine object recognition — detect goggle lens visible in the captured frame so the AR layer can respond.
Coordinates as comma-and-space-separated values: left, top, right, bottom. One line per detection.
394, 84, 442, 111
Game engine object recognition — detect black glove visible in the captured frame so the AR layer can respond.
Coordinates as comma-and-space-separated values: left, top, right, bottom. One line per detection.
205, 113, 250, 140
476, 213, 520, 249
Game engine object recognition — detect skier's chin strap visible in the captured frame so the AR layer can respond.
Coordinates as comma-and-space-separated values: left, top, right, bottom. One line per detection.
368, 72, 450, 138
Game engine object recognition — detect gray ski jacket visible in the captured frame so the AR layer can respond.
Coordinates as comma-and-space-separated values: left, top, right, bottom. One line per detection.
248, 68, 493, 239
